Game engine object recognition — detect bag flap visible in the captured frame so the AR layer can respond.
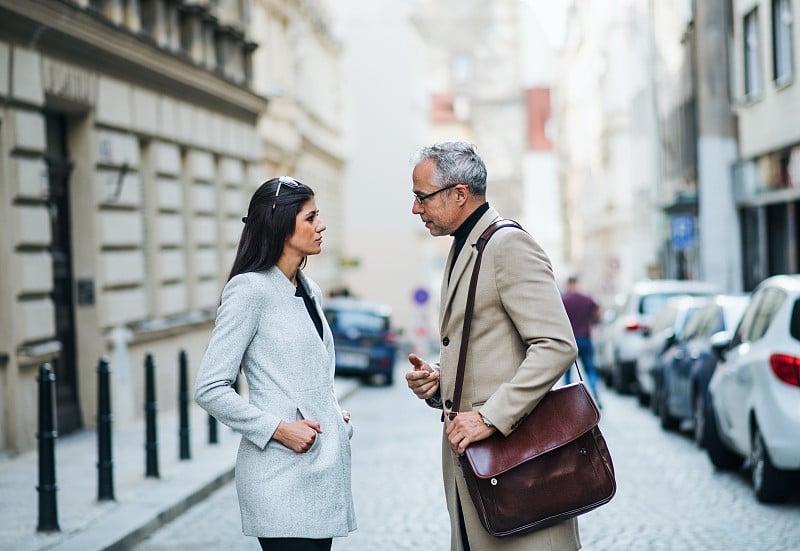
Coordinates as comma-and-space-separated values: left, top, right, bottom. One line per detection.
464, 383, 600, 478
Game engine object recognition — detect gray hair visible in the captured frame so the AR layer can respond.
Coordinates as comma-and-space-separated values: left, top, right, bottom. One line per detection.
410, 141, 487, 196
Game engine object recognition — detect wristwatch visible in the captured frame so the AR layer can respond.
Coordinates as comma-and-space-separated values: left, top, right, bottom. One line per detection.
480, 415, 494, 429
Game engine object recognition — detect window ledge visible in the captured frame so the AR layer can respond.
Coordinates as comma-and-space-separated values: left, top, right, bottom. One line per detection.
774, 75, 794, 91
738, 92, 764, 108
123, 310, 216, 345
16, 340, 62, 367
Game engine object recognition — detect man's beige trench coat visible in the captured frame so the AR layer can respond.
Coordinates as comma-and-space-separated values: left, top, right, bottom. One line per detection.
435, 207, 581, 551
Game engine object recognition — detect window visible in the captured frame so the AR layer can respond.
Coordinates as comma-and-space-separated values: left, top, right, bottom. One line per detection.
744, 8, 762, 98
747, 288, 786, 341
734, 289, 762, 344
772, 0, 794, 84
790, 300, 800, 341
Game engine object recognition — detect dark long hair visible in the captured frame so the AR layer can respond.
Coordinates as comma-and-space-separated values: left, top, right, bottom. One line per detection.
227, 177, 315, 282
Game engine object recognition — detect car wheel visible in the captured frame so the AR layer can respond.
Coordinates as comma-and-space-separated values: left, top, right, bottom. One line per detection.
636, 383, 650, 407
692, 392, 705, 447
703, 397, 743, 470
751, 424, 791, 503
650, 375, 661, 415
659, 386, 680, 431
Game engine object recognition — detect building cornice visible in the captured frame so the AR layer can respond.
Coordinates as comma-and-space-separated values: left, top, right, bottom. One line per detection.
0, 0, 267, 121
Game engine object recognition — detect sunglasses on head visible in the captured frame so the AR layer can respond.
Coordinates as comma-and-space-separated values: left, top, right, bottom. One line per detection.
242, 176, 303, 223
275, 176, 301, 200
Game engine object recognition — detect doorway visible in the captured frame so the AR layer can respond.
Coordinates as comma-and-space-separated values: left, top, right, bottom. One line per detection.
45, 113, 82, 434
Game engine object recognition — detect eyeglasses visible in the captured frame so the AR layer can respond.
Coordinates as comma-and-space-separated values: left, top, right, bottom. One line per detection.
413, 183, 461, 205
274, 176, 301, 209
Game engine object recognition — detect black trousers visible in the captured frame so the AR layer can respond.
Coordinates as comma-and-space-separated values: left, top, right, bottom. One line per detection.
258, 537, 332, 551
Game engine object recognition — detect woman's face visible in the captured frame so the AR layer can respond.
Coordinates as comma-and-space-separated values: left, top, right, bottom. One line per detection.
284, 198, 326, 257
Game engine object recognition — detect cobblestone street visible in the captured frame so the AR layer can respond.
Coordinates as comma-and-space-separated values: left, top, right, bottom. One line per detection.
133, 367, 800, 550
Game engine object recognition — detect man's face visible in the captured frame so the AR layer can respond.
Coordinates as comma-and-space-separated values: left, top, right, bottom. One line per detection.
411, 159, 462, 237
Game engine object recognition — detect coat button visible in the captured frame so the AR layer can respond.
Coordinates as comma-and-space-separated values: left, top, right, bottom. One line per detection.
442, 337, 450, 346
445, 399, 452, 409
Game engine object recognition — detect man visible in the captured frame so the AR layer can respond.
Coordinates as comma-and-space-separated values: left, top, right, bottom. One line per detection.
405, 142, 580, 551
561, 275, 601, 405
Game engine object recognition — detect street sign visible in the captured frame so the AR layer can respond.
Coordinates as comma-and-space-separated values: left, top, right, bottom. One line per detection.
671, 215, 695, 251
413, 288, 429, 305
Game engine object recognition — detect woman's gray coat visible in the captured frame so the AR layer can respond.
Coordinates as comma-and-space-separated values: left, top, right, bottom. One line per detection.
194, 268, 357, 538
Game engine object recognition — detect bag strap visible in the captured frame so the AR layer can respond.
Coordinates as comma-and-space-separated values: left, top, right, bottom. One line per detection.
451, 219, 521, 415
450, 219, 583, 417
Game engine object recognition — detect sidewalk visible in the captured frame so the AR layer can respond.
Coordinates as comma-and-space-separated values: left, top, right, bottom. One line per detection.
0, 377, 361, 551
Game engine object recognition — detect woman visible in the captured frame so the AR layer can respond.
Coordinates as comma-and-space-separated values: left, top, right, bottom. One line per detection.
194, 176, 356, 551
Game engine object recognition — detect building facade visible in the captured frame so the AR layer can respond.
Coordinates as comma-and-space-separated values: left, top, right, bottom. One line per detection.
732, 0, 800, 290
556, 0, 664, 303
556, 0, 753, 304
0, 0, 267, 453
413, 0, 529, 224
250, 0, 346, 291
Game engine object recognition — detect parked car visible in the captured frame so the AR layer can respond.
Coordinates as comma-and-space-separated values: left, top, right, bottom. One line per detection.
599, 280, 719, 394
593, 307, 618, 384
702, 276, 800, 502
636, 295, 710, 408
323, 298, 398, 385
655, 294, 749, 436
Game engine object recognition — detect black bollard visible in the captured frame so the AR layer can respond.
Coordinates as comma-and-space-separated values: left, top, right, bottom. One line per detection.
208, 413, 218, 444
97, 357, 115, 500
178, 350, 191, 460
36, 363, 60, 532
144, 353, 159, 478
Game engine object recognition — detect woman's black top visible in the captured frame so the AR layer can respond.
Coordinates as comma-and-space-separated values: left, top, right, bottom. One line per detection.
295, 281, 324, 340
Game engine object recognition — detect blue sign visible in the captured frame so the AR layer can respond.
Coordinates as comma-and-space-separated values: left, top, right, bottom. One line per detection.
413, 288, 429, 305
671, 215, 695, 251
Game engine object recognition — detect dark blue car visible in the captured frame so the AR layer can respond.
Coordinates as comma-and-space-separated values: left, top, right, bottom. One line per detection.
324, 298, 398, 385
656, 294, 749, 442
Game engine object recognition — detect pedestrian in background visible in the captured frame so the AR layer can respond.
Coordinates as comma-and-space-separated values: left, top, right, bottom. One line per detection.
194, 176, 356, 551
561, 275, 601, 406
405, 142, 580, 551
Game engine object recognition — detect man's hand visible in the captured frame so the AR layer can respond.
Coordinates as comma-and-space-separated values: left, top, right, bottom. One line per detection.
445, 411, 496, 455
405, 353, 440, 399
272, 419, 322, 453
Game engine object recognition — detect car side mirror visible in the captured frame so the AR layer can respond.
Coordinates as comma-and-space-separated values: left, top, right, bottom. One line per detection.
709, 331, 732, 361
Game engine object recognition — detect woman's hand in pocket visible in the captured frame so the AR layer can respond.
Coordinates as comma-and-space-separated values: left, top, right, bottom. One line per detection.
272, 420, 322, 453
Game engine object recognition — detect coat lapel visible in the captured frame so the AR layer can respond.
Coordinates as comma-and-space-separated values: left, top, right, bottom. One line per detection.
439, 207, 501, 333
266, 269, 332, 377
296, 272, 334, 356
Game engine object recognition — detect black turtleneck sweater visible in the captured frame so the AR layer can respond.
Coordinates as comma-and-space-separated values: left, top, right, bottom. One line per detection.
448, 202, 490, 283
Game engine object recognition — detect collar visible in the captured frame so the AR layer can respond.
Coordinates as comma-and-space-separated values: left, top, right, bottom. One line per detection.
451, 202, 490, 242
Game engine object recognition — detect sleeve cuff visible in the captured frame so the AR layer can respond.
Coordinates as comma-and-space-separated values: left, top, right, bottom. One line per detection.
425, 391, 443, 409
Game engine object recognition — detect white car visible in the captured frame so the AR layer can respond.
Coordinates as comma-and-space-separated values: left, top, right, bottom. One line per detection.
601, 280, 719, 394
703, 275, 800, 502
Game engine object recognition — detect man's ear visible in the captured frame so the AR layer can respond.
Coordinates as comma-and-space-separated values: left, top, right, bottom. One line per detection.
456, 185, 468, 204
